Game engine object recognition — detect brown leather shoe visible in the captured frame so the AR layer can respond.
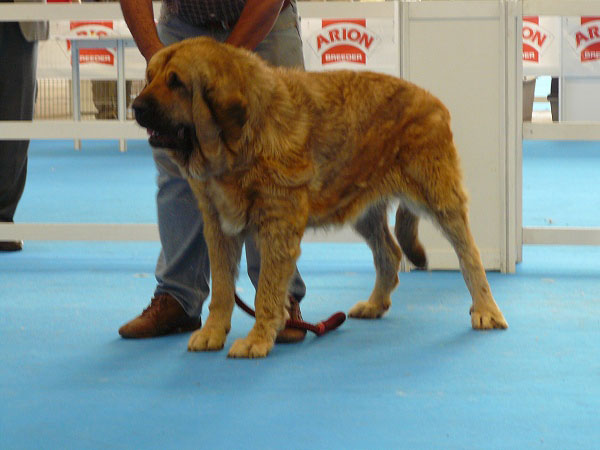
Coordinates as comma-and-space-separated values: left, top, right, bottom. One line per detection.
276, 296, 307, 344
119, 293, 201, 339
0, 240, 23, 252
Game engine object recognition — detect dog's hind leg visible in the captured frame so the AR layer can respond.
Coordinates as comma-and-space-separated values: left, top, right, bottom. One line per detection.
395, 205, 427, 269
349, 202, 403, 319
428, 180, 508, 330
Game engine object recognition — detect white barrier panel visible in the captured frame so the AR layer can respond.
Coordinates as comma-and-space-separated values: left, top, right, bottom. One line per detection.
401, 0, 520, 272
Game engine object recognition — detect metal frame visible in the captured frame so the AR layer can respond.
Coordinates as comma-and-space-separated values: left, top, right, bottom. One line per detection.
523, 227, 600, 245
520, 0, 600, 247
1, 0, 599, 253
70, 38, 137, 152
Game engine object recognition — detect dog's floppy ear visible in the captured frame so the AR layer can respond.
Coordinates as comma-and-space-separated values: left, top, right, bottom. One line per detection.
192, 87, 222, 161
191, 76, 248, 174
203, 87, 247, 147
193, 77, 247, 148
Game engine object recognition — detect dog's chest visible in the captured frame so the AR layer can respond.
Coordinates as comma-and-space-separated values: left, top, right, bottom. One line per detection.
206, 180, 248, 235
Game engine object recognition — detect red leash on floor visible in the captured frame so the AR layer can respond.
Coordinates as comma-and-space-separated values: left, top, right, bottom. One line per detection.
234, 293, 346, 337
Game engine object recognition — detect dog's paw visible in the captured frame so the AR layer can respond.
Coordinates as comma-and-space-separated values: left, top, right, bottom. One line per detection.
470, 304, 508, 330
227, 336, 274, 359
348, 300, 389, 319
187, 325, 228, 352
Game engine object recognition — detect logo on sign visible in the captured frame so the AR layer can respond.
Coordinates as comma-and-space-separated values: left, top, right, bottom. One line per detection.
522, 17, 554, 63
572, 17, 600, 62
68, 21, 115, 66
308, 19, 381, 65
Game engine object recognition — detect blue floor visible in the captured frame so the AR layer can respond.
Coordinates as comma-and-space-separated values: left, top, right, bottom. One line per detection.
523, 140, 600, 227
14, 140, 156, 224
1, 140, 599, 449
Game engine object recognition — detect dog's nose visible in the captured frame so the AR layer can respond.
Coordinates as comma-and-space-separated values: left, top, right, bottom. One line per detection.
131, 96, 149, 124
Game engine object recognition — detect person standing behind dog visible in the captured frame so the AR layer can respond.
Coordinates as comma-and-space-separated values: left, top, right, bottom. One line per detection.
117, 0, 308, 343
0, 0, 48, 252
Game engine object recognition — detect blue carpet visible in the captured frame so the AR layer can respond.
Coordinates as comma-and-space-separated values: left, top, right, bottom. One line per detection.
2, 140, 600, 449
523, 140, 600, 227
15, 140, 156, 223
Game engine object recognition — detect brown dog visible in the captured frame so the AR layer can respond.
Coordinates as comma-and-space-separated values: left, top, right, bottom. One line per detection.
132, 37, 508, 358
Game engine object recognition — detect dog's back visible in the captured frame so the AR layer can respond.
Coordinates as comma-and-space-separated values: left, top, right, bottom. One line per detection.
268, 68, 461, 233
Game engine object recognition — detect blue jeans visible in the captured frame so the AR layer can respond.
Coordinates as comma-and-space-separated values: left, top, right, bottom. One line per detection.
153, 4, 306, 318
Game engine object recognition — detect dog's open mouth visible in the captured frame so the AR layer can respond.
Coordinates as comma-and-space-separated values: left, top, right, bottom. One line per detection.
147, 125, 195, 153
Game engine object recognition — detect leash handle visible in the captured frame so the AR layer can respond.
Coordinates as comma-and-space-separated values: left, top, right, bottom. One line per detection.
234, 294, 345, 337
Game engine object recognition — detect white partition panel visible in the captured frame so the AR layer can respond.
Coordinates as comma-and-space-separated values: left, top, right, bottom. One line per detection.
400, 1, 520, 272
298, 1, 519, 271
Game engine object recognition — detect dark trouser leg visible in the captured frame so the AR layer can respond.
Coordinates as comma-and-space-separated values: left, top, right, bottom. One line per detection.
0, 22, 38, 222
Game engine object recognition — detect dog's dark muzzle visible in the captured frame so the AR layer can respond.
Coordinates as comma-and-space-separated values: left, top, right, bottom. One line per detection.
132, 95, 195, 152
132, 95, 160, 130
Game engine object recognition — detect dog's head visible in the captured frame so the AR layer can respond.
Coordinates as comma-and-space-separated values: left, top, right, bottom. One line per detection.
132, 37, 255, 179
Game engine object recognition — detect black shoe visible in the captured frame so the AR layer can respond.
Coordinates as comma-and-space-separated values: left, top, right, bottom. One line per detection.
0, 241, 23, 252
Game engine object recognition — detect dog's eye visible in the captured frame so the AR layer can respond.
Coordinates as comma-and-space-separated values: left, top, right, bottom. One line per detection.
167, 71, 184, 89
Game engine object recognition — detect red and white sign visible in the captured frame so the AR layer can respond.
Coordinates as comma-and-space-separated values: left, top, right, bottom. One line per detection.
37, 20, 146, 80
563, 16, 600, 76
522, 17, 554, 63
68, 21, 116, 66
311, 19, 380, 65
522, 16, 560, 76
301, 17, 397, 76
570, 17, 600, 62
561, 17, 600, 121
47, 0, 119, 67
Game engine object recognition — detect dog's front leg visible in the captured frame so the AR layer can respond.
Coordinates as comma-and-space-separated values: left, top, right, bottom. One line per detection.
188, 211, 243, 352
228, 220, 302, 359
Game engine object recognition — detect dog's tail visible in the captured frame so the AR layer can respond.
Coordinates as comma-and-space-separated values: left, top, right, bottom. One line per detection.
394, 206, 428, 269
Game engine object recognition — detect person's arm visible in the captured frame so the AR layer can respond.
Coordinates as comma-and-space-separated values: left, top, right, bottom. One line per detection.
119, 0, 164, 62
225, 0, 286, 51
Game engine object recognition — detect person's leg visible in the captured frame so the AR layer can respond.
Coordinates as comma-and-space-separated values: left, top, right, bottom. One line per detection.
246, 3, 308, 342
152, 148, 210, 318
119, 16, 216, 337
118, 146, 208, 338
244, 2, 306, 301
0, 23, 37, 251
151, 15, 231, 317
245, 238, 306, 302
